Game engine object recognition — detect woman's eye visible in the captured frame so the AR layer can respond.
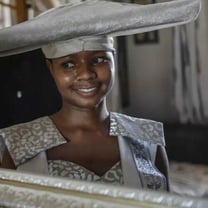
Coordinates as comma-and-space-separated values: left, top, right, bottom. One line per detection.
62, 62, 75, 70
92, 57, 109, 65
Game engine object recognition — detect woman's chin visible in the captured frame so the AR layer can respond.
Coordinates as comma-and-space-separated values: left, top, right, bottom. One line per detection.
68, 100, 104, 111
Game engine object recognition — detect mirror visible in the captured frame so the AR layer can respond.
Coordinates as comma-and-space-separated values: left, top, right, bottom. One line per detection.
0, 0, 208, 203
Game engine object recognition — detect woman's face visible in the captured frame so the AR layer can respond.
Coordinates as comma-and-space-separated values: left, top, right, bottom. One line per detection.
47, 50, 115, 110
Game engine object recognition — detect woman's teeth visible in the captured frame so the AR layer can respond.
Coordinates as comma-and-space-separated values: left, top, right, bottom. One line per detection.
78, 88, 96, 92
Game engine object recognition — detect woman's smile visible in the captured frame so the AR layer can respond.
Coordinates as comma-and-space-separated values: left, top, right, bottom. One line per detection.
75, 86, 98, 97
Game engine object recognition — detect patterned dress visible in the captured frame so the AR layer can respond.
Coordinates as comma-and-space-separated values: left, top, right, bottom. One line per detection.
0, 112, 167, 190
48, 160, 123, 185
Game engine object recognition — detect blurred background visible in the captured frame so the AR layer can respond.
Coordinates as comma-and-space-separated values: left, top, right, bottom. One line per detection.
0, 0, 208, 197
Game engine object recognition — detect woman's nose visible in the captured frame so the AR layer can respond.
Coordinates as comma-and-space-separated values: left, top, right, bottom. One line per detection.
76, 63, 96, 81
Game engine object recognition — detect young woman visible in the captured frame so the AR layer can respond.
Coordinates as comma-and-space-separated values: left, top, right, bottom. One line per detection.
0, 0, 200, 192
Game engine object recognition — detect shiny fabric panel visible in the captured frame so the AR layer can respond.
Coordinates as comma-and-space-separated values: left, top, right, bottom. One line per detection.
0, 0, 201, 57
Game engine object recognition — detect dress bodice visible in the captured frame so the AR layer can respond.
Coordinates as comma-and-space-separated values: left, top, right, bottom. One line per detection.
48, 160, 123, 185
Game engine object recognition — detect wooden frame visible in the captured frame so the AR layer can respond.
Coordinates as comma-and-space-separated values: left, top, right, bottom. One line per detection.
0, 0, 28, 25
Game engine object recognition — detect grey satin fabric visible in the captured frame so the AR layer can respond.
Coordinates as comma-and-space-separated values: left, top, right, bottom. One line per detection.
0, 0, 201, 57
118, 136, 142, 188
17, 151, 49, 175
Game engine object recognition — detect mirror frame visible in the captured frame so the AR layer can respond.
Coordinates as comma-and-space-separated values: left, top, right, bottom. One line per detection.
0, 168, 207, 208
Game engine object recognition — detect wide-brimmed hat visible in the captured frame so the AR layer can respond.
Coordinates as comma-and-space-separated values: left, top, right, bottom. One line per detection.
0, 0, 201, 57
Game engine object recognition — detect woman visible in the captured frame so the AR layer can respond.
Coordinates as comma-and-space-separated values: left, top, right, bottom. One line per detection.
0, 0, 201, 191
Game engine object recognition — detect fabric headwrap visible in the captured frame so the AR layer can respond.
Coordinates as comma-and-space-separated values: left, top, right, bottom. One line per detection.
42, 36, 115, 59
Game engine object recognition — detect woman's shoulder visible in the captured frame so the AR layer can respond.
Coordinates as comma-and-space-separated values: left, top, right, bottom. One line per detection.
0, 116, 66, 167
110, 112, 165, 146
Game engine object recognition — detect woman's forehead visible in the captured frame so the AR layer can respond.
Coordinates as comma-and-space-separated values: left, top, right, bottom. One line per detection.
54, 50, 113, 60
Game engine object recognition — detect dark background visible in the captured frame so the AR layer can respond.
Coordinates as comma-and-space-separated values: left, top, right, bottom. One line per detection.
0, 49, 61, 128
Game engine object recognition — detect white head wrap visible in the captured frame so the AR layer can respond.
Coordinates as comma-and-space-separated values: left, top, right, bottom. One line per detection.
41, 36, 115, 59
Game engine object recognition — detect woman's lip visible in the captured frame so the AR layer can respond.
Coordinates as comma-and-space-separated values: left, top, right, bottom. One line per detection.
77, 87, 97, 93
74, 86, 98, 96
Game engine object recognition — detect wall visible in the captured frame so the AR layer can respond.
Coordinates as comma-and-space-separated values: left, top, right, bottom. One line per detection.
123, 28, 178, 123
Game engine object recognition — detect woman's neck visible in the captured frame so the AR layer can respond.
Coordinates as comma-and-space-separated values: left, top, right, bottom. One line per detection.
51, 101, 110, 132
